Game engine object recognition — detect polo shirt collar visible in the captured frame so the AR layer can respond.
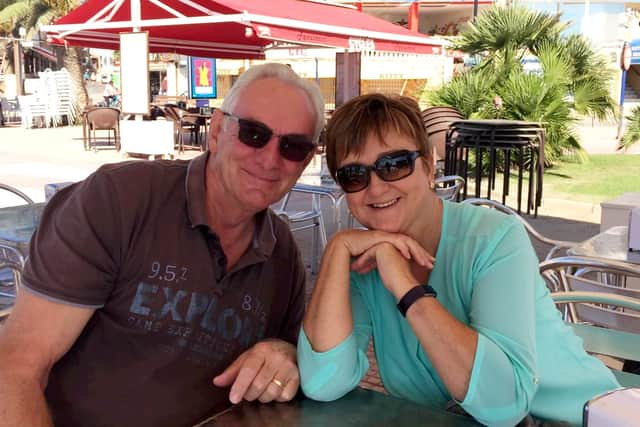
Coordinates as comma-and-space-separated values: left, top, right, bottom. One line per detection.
185, 152, 278, 258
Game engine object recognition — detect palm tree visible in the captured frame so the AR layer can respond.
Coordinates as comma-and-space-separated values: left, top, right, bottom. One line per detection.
426, 6, 617, 165
621, 106, 640, 150
0, 0, 89, 113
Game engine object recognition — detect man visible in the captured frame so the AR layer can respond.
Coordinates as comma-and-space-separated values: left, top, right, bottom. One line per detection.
0, 63, 325, 426
103, 78, 118, 107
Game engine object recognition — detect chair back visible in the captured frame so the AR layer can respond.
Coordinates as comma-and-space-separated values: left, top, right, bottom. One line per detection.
550, 290, 640, 387
86, 107, 120, 130
462, 198, 575, 260
422, 106, 464, 161
434, 175, 464, 201
541, 256, 640, 333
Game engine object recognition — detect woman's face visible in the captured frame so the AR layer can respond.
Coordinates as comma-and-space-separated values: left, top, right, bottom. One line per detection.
339, 129, 434, 234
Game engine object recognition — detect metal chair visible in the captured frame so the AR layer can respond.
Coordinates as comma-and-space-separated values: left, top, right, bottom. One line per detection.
274, 185, 332, 275
462, 198, 576, 260
0, 183, 33, 319
434, 175, 465, 202
549, 290, 640, 388
540, 256, 640, 331
0, 183, 35, 205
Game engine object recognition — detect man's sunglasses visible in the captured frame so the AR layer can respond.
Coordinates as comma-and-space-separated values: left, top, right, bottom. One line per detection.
222, 112, 316, 162
336, 150, 422, 193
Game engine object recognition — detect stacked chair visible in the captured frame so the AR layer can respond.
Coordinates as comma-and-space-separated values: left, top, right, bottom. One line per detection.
421, 106, 464, 176
445, 120, 545, 216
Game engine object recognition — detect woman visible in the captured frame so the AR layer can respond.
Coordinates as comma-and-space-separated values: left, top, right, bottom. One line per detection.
298, 94, 619, 426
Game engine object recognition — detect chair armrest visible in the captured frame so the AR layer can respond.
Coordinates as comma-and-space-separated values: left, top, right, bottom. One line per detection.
551, 291, 640, 311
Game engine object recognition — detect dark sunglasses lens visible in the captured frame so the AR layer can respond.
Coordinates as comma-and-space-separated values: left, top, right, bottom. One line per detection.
336, 165, 369, 193
279, 135, 315, 162
237, 119, 271, 148
376, 151, 415, 182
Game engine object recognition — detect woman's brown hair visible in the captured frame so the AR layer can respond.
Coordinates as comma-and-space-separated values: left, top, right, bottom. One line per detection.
324, 93, 433, 179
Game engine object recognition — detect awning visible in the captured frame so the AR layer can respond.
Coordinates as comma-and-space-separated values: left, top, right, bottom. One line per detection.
31, 45, 58, 63
42, 0, 444, 59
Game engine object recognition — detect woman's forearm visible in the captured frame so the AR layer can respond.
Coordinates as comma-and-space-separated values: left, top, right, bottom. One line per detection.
406, 297, 478, 401
303, 237, 354, 352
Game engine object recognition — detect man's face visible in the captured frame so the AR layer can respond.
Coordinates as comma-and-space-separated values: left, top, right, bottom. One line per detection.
208, 77, 316, 213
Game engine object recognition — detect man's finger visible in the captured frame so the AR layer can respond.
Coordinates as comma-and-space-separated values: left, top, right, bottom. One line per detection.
228, 355, 268, 404
276, 375, 299, 402
212, 352, 246, 387
257, 378, 285, 403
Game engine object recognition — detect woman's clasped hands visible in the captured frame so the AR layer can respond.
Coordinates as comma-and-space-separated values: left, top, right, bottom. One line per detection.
331, 229, 435, 298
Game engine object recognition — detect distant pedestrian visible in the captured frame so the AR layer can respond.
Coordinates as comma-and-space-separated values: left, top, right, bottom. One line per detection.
103, 79, 119, 107
161, 75, 168, 95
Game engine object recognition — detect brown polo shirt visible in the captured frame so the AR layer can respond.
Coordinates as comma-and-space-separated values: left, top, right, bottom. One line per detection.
22, 153, 306, 427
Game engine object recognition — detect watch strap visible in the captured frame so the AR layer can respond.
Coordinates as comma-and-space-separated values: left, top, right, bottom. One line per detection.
397, 285, 437, 317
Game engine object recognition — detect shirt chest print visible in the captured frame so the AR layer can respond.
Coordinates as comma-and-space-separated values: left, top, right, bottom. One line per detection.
125, 260, 268, 366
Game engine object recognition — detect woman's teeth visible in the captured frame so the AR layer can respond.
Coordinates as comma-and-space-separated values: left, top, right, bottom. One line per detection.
371, 198, 398, 208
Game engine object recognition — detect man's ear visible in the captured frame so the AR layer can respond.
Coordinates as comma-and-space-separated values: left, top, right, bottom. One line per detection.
207, 109, 225, 153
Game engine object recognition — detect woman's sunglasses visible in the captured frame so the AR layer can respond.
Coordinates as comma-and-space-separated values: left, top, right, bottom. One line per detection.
222, 112, 316, 162
336, 150, 422, 193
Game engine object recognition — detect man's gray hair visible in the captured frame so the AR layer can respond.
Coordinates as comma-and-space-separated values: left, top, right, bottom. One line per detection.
220, 63, 325, 143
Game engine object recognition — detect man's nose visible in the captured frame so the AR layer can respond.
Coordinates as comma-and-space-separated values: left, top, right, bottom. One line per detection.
257, 135, 282, 167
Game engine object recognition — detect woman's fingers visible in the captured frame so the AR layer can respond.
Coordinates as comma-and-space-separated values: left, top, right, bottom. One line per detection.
350, 256, 377, 274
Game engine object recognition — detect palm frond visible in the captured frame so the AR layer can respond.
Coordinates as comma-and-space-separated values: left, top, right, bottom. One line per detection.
620, 105, 640, 150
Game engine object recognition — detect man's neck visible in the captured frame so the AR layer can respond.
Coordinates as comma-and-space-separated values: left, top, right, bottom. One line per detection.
205, 170, 258, 268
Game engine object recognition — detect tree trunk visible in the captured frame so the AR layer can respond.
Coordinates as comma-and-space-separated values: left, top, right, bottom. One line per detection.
62, 46, 89, 114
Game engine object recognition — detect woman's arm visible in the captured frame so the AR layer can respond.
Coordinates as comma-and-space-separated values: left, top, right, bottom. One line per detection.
300, 230, 433, 401
303, 230, 433, 351
353, 242, 477, 401
302, 233, 355, 351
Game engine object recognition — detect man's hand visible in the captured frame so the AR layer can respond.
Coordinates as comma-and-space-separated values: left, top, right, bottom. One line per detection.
213, 339, 298, 404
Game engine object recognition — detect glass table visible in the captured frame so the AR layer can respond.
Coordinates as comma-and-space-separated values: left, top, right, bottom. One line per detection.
568, 226, 640, 265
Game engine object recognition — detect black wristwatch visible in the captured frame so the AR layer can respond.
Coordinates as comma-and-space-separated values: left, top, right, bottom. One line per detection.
397, 285, 437, 317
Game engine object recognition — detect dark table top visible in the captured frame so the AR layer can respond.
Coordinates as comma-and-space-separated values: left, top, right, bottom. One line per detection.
195, 388, 481, 427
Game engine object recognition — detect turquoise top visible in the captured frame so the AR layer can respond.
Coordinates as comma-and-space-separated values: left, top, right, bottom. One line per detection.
298, 201, 619, 426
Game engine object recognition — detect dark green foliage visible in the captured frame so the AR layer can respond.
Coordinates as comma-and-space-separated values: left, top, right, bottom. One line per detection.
425, 5, 617, 165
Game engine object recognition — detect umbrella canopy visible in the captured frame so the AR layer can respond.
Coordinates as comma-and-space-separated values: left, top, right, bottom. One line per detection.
43, 0, 444, 59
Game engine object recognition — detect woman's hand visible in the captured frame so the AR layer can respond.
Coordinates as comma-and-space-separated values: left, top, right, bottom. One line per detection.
351, 242, 432, 298
332, 230, 434, 267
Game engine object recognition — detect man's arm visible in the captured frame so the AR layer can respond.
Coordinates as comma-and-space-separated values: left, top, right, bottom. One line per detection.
0, 290, 94, 425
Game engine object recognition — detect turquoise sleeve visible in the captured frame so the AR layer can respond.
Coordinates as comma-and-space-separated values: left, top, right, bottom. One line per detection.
298, 279, 372, 401
459, 221, 539, 426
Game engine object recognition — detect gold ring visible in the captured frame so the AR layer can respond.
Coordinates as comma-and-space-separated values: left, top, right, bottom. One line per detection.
271, 378, 284, 388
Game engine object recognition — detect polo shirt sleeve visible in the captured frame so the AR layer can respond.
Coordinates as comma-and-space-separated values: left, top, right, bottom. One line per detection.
458, 220, 539, 426
298, 274, 372, 401
21, 168, 123, 308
